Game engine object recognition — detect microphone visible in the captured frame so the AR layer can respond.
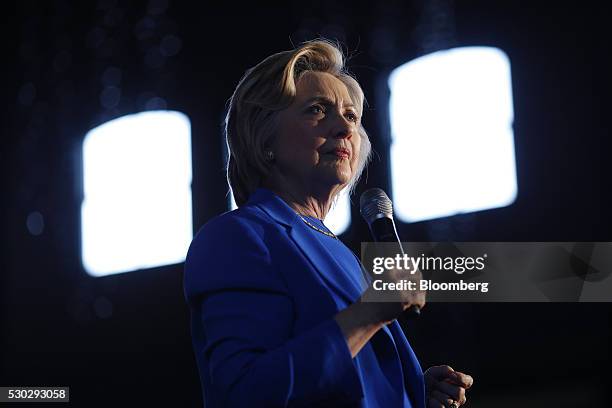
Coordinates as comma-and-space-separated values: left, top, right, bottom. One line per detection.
359, 188, 420, 316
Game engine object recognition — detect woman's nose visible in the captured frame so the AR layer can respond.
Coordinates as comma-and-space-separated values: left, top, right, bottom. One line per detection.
331, 113, 354, 139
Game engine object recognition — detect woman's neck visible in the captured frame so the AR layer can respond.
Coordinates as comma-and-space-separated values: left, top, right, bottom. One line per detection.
261, 176, 343, 220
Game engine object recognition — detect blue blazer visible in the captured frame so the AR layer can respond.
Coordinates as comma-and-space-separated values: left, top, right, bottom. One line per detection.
184, 188, 425, 407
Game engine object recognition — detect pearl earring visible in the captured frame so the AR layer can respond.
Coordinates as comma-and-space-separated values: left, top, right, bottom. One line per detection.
265, 150, 274, 161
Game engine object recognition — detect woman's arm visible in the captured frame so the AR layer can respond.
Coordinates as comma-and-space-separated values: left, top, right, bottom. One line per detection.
334, 290, 425, 358
335, 254, 427, 358
184, 214, 363, 407
333, 301, 387, 358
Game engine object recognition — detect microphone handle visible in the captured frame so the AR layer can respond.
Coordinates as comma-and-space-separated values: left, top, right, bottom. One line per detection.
369, 218, 420, 317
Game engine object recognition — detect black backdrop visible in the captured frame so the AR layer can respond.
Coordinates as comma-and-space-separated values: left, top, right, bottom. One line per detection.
1, 1, 610, 406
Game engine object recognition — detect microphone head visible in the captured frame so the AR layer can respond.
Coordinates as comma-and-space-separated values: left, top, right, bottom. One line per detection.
359, 188, 394, 225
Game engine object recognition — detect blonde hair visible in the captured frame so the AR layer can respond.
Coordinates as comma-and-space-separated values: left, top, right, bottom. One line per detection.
225, 39, 372, 207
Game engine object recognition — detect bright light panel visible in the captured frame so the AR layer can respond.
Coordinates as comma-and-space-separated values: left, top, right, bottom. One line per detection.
388, 46, 517, 223
325, 188, 351, 235
81, 111, 193, 277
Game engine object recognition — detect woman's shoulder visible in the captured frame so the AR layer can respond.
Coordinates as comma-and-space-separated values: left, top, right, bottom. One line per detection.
187, 204, 284, 265
183, 204, 285, 300
193, 205, 272, 244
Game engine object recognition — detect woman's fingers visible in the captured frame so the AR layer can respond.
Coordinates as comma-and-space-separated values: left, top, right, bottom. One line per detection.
386, 267, 427, 307
425, 366, 472, 406
427, 365, 473, 388
363, 279, 426, 323
436, 380, 466, 404
430, 389, 459, 407
426, 365, 455, 381
428, 397, 445, 408
401, 291, 426, 310
447, 371, 474, 389
416, 289, 426, 308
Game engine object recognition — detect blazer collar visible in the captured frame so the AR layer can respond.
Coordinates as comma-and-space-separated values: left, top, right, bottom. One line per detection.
247, 187, 362, 304
246, 187, 299, 227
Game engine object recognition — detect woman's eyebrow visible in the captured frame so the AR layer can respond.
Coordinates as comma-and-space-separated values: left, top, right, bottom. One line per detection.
304, 96, 356, 109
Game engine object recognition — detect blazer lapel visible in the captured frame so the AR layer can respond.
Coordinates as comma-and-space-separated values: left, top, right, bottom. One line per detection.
288, 222, 364, 306
248, 188, 363, 306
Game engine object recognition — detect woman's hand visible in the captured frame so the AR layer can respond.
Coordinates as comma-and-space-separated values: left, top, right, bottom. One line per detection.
335, 264, 426, 358
425, 365, 473, 407
361, 264, 426, 324
334, 265, 425, 357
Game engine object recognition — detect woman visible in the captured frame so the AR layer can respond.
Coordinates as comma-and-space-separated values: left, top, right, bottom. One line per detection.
184, 39, 473, 408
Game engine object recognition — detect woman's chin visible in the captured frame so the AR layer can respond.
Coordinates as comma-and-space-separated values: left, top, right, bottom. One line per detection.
317, 170, 352, 188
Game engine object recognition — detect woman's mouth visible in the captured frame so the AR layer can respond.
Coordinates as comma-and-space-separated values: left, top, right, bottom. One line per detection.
330, 148, 350, 159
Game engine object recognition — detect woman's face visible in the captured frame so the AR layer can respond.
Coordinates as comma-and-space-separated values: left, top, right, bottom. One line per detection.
271, 71, 362, 195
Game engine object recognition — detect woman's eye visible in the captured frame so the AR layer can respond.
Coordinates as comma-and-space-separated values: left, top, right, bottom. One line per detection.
345, 112, 358, 122
309, 105, 324, 114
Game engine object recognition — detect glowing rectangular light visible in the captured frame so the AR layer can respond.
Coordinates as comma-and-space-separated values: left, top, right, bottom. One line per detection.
81, 111, 193, 276
325, 188, 351, 235
389, 47, 517, 223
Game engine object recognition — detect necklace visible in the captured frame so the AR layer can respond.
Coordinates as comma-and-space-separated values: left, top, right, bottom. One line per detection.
298, 215, 338, 240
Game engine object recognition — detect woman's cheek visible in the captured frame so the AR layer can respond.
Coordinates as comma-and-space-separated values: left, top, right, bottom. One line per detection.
350, 149, 360, 172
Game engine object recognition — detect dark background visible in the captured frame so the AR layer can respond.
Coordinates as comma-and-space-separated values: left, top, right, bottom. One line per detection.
1, 1, 610, 407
